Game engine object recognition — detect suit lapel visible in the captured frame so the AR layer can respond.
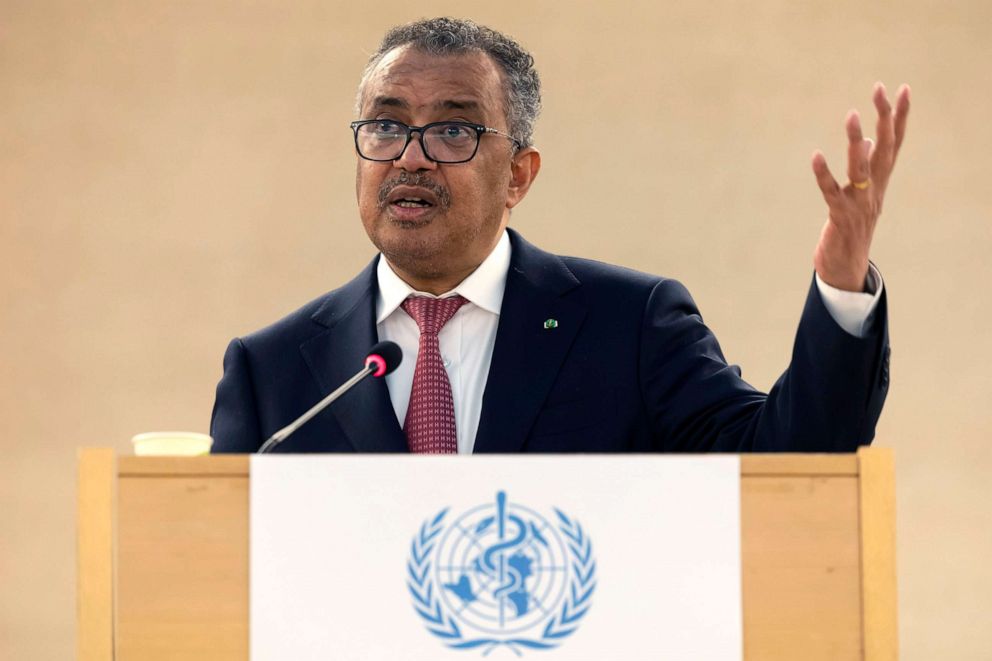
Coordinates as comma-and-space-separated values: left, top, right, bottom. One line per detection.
473, 231, 586, 453
299, 258, 408, 452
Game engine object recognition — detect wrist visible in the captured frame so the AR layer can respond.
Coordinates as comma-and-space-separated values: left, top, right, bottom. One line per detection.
815, 268, 868, 292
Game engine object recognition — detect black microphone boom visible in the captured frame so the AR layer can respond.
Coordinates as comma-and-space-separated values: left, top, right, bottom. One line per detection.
257, 341, 402, 453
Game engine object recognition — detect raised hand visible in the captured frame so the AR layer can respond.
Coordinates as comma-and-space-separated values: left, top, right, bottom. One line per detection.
811, 83, 911, 292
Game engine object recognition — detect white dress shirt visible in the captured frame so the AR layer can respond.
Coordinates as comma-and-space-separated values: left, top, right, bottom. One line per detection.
816, 264, 883, 337
376, 229, 883, 453
376, 231, 510, 454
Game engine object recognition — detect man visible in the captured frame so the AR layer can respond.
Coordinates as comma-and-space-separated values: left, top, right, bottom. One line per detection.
210, 18, 910, 454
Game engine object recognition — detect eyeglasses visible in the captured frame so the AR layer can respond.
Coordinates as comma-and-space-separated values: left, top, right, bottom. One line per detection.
350, 119, 521, 164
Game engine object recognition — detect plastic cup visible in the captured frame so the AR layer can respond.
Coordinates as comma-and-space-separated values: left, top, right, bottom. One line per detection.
131, 431, 213, 456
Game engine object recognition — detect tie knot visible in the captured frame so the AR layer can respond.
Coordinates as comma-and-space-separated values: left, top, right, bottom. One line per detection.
401, 295, 468, 336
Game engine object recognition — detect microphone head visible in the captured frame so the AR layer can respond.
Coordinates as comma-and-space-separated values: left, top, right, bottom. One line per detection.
365, 341, 402, 378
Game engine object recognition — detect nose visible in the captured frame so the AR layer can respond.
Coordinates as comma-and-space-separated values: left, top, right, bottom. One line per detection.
393, 132, 437, 172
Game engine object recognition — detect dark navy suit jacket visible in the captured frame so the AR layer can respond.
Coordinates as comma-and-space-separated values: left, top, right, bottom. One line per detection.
210, 229, 889, 453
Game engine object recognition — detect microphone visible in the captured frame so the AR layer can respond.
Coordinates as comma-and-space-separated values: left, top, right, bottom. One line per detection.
257, 341, 402, 453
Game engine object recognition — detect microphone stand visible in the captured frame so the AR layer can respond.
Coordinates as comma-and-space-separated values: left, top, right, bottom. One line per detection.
257, 364, 376, 454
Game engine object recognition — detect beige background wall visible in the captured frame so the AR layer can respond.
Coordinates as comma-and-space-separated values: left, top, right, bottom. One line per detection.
2, 0, 990, 658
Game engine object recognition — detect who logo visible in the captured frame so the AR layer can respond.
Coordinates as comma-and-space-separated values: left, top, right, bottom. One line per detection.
407, 491, 597, 655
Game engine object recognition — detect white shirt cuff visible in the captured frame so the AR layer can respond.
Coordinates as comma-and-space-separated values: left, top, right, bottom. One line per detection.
814, 263, 884, 338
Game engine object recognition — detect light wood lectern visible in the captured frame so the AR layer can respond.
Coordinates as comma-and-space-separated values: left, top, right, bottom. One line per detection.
77, 447, 896, 660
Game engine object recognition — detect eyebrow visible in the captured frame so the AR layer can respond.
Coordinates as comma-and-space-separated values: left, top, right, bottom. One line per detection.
369, 96, 409, 110
367, 97, 482, 113
437, 99, 480, 111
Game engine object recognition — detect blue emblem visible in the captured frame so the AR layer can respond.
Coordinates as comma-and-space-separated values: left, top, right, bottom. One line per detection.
407, 491, 596, 655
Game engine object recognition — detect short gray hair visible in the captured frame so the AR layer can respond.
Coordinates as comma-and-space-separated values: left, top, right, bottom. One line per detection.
356, 17, 542, 149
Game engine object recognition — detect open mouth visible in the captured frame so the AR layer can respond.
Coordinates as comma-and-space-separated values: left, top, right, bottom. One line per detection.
382, 184, 444, 220
392, 197, 433, 209
380, 181, 446, 214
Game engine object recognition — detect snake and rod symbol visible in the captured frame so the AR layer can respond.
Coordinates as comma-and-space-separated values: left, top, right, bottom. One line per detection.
476, 491, 535, 626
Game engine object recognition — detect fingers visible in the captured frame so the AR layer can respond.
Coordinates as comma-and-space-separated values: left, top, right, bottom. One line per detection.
893, 84, 911, 153
872, 82, 893, 141
846, 111, 872, 188
810, 84, 908, 243
873, 82, 893, 117
811, 151, 844, 210
872, 82, 896, 172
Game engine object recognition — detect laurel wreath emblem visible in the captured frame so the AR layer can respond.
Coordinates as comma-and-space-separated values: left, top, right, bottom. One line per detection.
407, 506, 596, 655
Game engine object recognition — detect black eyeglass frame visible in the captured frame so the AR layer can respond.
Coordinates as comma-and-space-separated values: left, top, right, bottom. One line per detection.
350, 119, 522, 164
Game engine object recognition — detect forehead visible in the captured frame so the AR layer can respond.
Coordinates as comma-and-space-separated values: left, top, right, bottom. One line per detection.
361, 46, 505, 121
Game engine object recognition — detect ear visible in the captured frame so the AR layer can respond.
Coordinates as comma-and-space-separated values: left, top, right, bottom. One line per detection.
505, 147, 541, 209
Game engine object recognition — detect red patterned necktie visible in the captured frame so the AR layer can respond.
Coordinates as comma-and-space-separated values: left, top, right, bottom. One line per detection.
401, 295, 468, 454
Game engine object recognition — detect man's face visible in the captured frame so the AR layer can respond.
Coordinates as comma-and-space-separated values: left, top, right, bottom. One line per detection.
355, 46, 525, 291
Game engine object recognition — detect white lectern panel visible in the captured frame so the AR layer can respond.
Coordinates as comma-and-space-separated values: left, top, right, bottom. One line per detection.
251, 455, 741, 660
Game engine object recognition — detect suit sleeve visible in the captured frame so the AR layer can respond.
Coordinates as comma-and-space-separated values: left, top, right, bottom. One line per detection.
210, 337, 264, 453
639, 276, 889, 452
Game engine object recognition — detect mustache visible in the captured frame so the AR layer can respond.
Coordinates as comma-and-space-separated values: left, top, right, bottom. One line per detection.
377, 172, 451, 210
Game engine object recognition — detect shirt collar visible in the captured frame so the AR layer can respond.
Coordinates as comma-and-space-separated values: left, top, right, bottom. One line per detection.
375, 229, 511, 324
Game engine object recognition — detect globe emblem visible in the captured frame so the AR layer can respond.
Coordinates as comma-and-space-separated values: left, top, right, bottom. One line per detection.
436, 491, 569, 635
408, 491, 596, 654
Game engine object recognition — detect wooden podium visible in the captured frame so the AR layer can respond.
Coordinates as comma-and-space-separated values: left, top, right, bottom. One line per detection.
77, 448, 896, 660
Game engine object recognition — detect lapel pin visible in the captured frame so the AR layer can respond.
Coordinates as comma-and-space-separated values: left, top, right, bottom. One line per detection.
543, 318, 558, 330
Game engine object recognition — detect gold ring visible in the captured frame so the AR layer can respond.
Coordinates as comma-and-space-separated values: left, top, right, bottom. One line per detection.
851, 179, 871, 190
